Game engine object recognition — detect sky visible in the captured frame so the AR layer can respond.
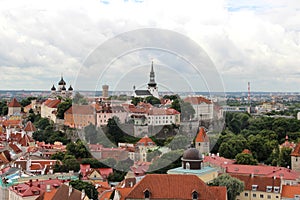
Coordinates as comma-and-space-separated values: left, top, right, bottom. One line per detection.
0, 0, 300, 92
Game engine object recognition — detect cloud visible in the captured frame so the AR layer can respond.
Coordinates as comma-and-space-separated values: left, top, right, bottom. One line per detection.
0, 0, 299, 92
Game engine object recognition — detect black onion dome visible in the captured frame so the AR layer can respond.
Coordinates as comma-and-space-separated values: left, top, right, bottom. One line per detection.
182, 148, 202, 160
58, 77, 66, 85
51, 85, 56, 91
61, 85, 66, 91
68, 85, 73, 91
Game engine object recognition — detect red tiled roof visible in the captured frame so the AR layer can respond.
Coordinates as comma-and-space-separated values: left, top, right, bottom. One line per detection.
43, 99, 61, 108
291, 142, 300, 156
65, 104, 95, 115
282, 185, 300, 198
184, 96, 212, 105
2, 120, 22, 128
9, 143, 22, 154
231, 174, 281, 192
24, 121, 36, 132
225, 164, 300, 180
8, 98, 21, 107
203, 155, 235, 167
126, 174, 226, 200
137, 136, 155, 146
96, 168, 113, 178
195, 127, 208, 143
242, 149, 252, 154
116, 188, 132, 200
99, 190, 113, 200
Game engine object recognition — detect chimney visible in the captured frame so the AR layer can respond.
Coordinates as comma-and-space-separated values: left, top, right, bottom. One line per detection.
81, 189, 85, 200
46, 184, 51, 192
68, 185, 73, 196
251, 173, 254, 178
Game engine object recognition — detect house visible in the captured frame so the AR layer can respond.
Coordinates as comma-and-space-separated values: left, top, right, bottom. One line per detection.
41, 99, 61, 123
23, 121, 37, 137
124, 174, 227, 200
233, 174, 281, 200
94, 103, 127, 127
64, 104, 96, 128
40, 184, 88, 200
88, 144, 128, 161
7, 98, 22, 116
281, 184, 300, 200
184, 96, 214, 120
9, 179, 66, 200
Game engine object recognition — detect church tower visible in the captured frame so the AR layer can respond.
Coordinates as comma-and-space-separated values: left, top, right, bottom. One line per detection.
147, 61, 159, 99
195, 127, 210, 154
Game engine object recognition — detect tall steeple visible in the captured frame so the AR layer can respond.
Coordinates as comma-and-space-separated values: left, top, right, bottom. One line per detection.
148, 61, 157, 87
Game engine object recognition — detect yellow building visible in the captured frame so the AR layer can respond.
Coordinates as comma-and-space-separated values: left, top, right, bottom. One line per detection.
233, 174, 281, 200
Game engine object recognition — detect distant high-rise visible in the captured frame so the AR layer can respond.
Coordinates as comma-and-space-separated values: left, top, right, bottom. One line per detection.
102, 85, 109, 98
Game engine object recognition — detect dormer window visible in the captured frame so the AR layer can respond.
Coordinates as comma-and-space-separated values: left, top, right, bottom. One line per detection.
252, 185, 258, 191
266, 186, 272, 192
192, 191, 198, 200
144, 189, 150, 199
274, 186, 280, 193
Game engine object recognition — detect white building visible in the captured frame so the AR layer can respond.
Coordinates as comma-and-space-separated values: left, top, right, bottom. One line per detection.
184, 96, 214, 120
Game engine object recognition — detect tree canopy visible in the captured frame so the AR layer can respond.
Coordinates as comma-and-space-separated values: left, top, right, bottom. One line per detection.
210, 174, 244, 200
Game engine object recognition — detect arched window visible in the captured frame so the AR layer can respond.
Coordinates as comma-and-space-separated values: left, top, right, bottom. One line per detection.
192, 191, 198, 200
144, 189, 150, 199
186, 162, 190, 170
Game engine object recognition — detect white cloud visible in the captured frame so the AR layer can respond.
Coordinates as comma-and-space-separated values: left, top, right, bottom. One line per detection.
0, 0, 299, 92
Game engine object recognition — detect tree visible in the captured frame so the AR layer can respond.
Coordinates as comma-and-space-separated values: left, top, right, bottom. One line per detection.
210, 174, 244, 200
235, 153, 258, 165
73, 92, 87, 105
66, 140, 91, 159
34, 117, 51, 130
167, 135, 189, 150
84, 123, 98, 144
145, 96, 160, 105
278, 147, 292, 168
131, 97, 143, 106
171, 99, 195, 120
70, 180, 98, 200
115, 158, 134, 172
56, 99, 72, 119
219, 135, 248, 159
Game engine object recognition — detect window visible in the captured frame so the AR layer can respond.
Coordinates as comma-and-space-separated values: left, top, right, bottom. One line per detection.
274, 186, 280, 193
266, 186, 272, 192
192, 191, 198, 200
276, 195, 279, 198
244, 192, 248, 197
267, 195, 271, 199
260, 194, 264, 198
253, 194, 256, 198
144, 189, 150, 199
252, 185, 258, 191
186, 162, 190, 170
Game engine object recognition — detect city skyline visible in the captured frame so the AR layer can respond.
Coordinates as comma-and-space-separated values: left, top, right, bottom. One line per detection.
1, 0, 300, 92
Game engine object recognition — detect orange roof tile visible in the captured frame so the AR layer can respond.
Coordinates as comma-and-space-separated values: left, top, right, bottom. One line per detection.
291, 142, 300, 156
137, 136, 155, 146
126, 174, 226, 200
184, 96, 212, 105
242, 149, 252, 154
282, 185, 300, 198
24, 121, 37, 132
65, 104, 95, 115
8, 98, 21, 107
116, 188, 132, 200
231, 174, 281, 192
195, 127, 209, 143
43, 99, 61, 108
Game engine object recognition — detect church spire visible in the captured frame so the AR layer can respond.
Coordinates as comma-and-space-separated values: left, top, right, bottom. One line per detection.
148, 61, 157, 87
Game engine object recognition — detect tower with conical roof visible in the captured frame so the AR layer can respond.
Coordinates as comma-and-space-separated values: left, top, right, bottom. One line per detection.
147, 61, 159, 99
195, 127, 210, 154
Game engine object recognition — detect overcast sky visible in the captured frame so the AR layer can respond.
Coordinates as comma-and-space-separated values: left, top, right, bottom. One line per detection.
0, 0, 300, 92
